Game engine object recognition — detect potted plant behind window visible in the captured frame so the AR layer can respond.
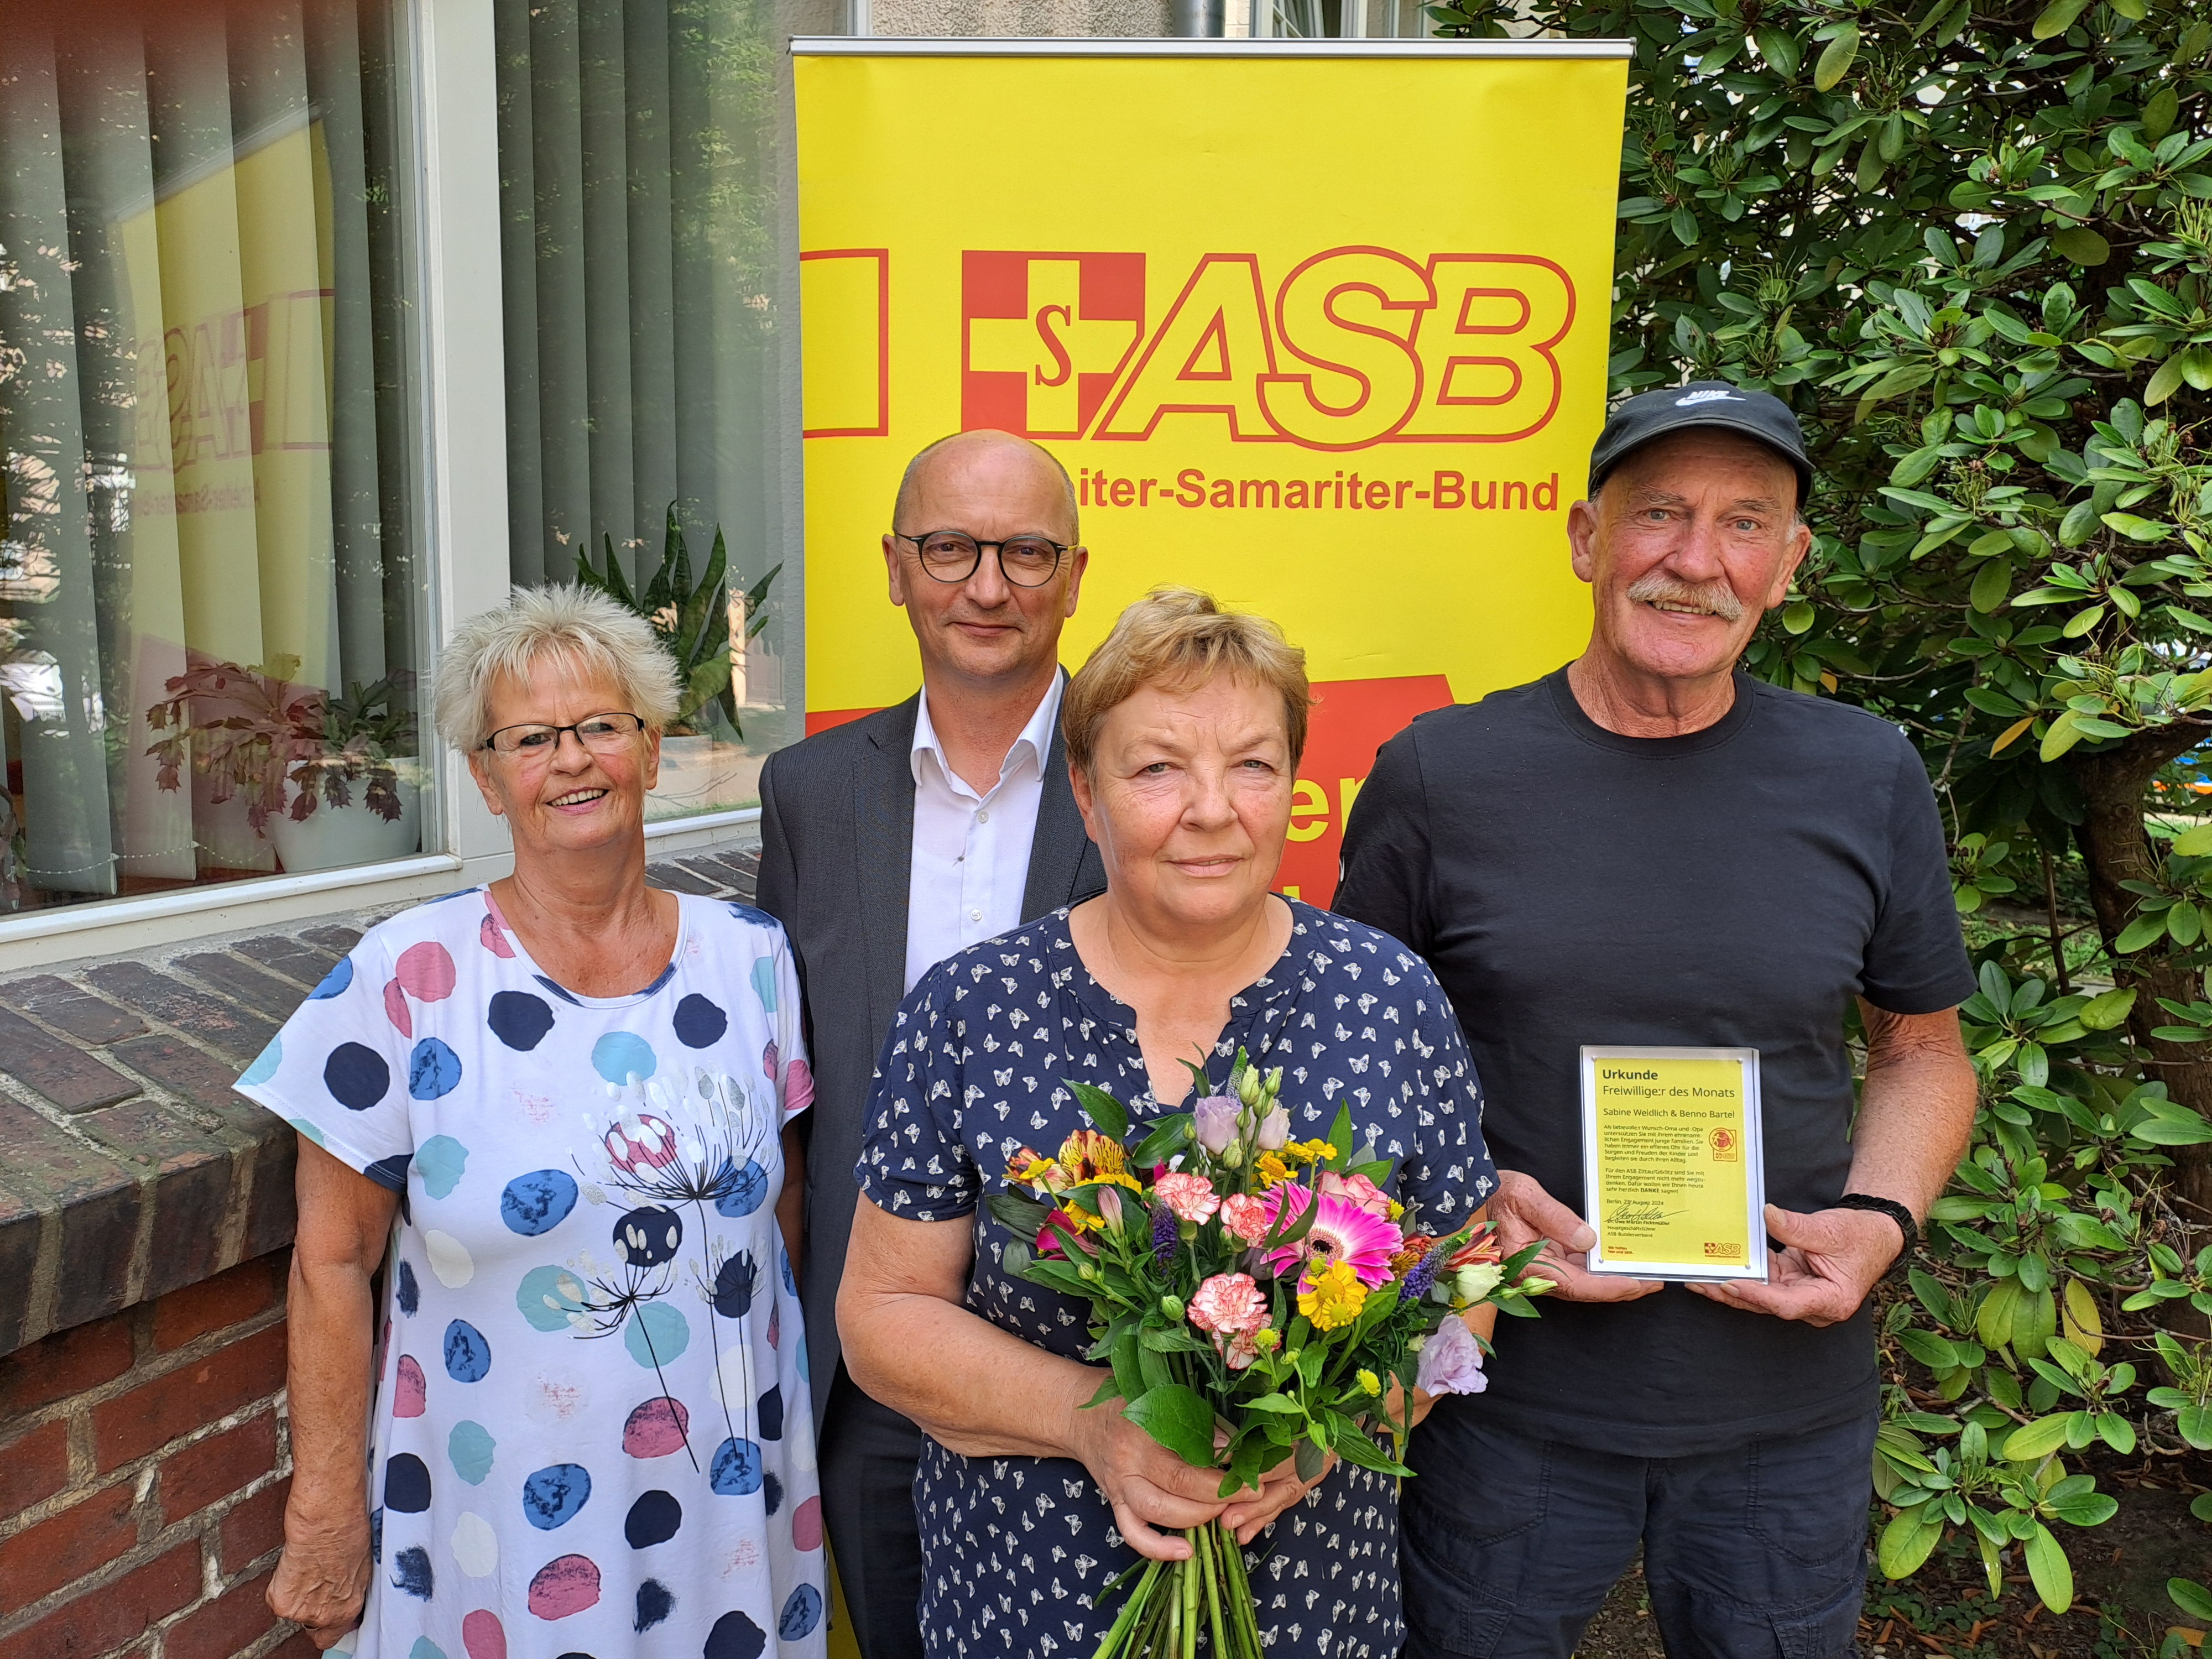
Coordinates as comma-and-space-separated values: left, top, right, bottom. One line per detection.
145, 657, 423, 874
576, 504, 779, 820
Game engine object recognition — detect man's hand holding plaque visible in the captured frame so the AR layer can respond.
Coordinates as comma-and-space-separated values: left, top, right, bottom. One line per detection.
1487, 1170, 1665, 1303
1686, 1203, 1909, 1326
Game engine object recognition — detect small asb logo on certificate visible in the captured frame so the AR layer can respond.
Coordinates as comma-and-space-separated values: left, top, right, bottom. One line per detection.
1579, 1047, 1768, 1282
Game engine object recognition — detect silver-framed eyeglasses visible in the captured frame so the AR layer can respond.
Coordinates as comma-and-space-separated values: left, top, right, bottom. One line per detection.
483, 711, 646, 756
893, 530, 1071, 588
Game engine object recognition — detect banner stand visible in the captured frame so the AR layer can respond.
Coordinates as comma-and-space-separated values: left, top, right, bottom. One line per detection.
794, 35, 1629, 903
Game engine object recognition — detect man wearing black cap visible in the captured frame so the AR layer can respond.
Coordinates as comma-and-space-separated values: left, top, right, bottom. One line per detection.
1337, 382, 1978, 1659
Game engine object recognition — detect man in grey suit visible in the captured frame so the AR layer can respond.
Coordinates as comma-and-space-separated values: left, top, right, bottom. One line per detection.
754, 429, 1107, 1659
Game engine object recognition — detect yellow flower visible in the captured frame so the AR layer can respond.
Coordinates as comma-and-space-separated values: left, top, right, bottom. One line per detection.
1386, 1198, 1405, 1222
1283, 1139, 1339, 1166
1057, 1128, 1144, 1193
1254, 1151, 1295, 1189
1298, 1259, 1368, 1331
1058, 1129, 1126, 1180
1357, 1369, 1381, 1397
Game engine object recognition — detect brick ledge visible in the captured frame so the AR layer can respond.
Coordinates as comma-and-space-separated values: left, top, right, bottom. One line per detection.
0, 847, 760, 1359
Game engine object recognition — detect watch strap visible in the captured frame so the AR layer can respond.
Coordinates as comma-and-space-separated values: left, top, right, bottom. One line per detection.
1834, 1192, 1919, 1279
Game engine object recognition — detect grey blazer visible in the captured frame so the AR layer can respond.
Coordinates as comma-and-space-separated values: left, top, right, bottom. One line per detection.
753, 688, 1107, 1423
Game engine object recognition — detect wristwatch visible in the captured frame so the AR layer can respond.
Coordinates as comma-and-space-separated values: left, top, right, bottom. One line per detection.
1834, 1193, 1919, 1279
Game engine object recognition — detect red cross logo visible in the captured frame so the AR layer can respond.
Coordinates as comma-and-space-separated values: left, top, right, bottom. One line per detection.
961, 252, 1145, 440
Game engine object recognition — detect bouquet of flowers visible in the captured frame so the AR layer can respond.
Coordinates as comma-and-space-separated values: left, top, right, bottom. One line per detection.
992, 1051, 1550, 1658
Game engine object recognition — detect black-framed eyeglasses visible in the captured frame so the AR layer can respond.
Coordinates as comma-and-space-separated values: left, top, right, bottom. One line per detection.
483, 711, 645, 757
892, 530, 1071, 588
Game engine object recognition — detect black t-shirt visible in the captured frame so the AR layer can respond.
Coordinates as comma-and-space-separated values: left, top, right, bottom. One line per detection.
1334, 667, 1975, 1456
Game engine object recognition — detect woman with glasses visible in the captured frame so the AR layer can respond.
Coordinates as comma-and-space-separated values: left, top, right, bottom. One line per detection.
239, 586, 826, 1658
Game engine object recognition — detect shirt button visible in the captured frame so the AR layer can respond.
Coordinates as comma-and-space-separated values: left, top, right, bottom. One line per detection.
970, 909, 983, 922
977, 808, 990, 823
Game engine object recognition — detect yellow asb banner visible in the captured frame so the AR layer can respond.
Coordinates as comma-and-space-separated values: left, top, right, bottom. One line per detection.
794, 40, 1627, 902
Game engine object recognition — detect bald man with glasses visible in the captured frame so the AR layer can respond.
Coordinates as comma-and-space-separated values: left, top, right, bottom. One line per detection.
754, 429, 1107, 1659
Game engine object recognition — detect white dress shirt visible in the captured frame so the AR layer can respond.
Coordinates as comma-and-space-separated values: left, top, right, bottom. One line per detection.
904, 675, 1066, 993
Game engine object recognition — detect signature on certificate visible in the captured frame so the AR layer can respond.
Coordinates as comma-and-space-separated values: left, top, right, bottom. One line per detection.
1605, 1201, 1681, 1224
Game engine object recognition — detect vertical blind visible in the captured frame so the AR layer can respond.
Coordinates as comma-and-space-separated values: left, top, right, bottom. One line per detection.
494, 0, 790, 708
0, 0, 420, 910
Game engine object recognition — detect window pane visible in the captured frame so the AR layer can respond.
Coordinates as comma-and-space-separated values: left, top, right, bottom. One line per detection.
0, 0, 425, 916
1262, 0, 1436, 35
1365, 0, 1436, 36
495, 0, 795, 825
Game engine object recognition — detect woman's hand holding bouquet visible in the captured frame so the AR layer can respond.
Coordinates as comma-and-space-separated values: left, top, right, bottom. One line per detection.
991, 1052, 1551, 1658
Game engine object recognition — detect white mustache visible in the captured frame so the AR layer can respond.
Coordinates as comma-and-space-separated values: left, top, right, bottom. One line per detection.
1626, 572, 1745, 623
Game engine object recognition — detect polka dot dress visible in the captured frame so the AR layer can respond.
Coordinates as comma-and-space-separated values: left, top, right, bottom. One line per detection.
239, 889, 826, 1659
858, 901, 1499, 1657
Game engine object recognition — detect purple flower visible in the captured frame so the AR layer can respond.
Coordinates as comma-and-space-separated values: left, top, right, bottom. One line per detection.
1194, 1094, 1240, 1154
1415, 1316, 1488, 1398
1152, 1202, 1178, 1267
1399, 1248, 1442, 1304
1255, 1105, 1291, 1151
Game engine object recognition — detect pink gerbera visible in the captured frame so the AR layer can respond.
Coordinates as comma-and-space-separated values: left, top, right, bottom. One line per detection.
1260, 1187, 1402, 1288
1187, 1273, 1269, 1335
1153, 1172, 1220, 1224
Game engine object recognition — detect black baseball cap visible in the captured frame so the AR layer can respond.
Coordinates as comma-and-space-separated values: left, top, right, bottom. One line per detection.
1588, 381, 1813, 505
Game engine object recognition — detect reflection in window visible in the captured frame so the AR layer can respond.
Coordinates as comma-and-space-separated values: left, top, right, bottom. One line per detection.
495, 0, 794, 823
1264, 0, 1434, 34
0, 0, 422, 915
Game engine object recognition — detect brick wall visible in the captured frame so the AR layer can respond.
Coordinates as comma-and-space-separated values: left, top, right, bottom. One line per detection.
0, 926, 357, 1357
0, 847, 760, 1657
0, 1255, 307, 1659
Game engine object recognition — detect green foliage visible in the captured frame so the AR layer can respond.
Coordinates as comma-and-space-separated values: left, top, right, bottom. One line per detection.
2145, 1329, 2212, 1446
1429, 0, 2212, 1611
575, 502, 780, 739
2167, 1575, 2212, 1659
1428, 0, 2212, 794
1873, 1408, 2115, 1609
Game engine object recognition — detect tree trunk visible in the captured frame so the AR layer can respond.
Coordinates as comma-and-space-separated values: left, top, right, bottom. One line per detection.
2068, 741, 2212, 1232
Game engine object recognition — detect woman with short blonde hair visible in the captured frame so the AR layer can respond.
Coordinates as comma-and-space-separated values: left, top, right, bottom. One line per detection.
1060, 585, 1312, 775
430, 583, 680, 752
246, 584, 827, 1657
839, 587, 1498, 1657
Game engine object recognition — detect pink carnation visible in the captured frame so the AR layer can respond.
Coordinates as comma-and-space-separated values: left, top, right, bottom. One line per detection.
1153, 1172, 1220, 1224
1187, 1273, 1269, 1336
1217, 1329, 1262, 1370
1220, 1193, 1272, 1244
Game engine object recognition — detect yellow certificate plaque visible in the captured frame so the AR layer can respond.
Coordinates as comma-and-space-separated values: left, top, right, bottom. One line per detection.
1580, 1046, 1768, 1282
